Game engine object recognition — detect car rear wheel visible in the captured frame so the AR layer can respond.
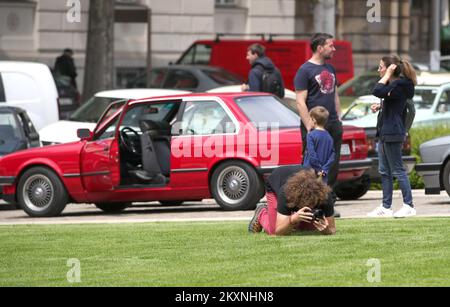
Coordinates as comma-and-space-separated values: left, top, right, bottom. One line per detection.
95, 202, 131, 213
442, 161, 450, 197
211, 161, 264, 211
17, 167, 69, 217
334, 175, 371, 200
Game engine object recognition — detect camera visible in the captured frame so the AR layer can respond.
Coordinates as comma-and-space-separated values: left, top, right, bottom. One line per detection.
312, 208, 324, 221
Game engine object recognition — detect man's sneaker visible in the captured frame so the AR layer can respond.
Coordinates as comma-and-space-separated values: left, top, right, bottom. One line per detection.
248, 203, 267, 233
394, 204, 417, 218
367, 205, 394, 218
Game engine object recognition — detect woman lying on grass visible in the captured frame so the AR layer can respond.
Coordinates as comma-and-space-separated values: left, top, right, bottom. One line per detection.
248, 166, 336, 236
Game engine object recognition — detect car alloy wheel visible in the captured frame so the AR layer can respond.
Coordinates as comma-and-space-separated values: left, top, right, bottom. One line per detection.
22, 174, 55, 212
217, 166, 250, 205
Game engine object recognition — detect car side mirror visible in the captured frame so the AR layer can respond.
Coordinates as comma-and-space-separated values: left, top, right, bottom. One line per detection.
77, 128, 93, 140
28, 132, 40, 141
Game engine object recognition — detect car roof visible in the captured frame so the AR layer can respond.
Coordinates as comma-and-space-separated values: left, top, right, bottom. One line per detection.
417, 73, 450, 85
130, 91, 272, 104
94, 89, 191, 99
0, 105, 26, 113
0, 61, 50, 71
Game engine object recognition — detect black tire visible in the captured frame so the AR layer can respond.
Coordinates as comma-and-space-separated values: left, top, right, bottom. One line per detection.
158, 201, 185, 206
334, 176, 371, 200
210, 161, 264, 211
442, 160, 450, 197
95, 202, 131, 213
17, 167, 69, 217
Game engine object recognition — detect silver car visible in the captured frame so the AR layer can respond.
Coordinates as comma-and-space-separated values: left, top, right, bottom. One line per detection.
415, 135, 450, 196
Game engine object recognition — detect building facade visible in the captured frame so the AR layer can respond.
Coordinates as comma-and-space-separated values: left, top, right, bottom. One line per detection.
0, 0, 444, 92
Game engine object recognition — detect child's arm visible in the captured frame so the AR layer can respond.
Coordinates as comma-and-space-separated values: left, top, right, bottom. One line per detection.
306, 134, 321, 172
321, 147, 336, 176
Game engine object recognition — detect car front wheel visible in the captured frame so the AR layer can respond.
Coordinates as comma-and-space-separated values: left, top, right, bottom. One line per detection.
211, 161, 264, 211
17, 167, 69, 217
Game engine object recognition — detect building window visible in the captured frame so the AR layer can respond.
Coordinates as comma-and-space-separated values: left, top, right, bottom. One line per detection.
215, 0, 236, 7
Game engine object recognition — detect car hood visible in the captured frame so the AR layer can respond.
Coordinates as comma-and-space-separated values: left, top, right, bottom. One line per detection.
39, 120, 97, 144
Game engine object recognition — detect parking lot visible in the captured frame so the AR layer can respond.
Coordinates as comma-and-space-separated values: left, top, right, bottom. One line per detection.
0, 189, 449, 226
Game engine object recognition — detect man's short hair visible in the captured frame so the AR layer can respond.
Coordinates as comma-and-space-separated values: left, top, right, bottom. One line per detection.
310, 33, 334, 53
310, 106, 329, 127
63, 48, 74, 55
247, 44, 266, 57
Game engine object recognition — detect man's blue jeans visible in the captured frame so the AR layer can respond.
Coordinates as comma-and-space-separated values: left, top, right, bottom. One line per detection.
378, 141, 413, 209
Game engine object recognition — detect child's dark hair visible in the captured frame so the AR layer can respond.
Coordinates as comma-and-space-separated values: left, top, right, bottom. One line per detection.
381, 54, 418, 85
310, 106, 329, 127
310, 33, 334, 53
284, 169, 331, 211
247, 43, 266, 57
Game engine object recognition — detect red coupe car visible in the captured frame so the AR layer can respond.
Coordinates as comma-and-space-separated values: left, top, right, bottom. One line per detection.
0, 92, 371, 217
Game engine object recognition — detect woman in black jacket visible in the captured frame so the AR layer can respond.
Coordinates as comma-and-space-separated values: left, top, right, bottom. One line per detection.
367, 55, 417, 218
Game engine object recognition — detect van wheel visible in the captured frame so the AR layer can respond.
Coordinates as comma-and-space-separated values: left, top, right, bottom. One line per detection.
17, 167, 68, 217
211, 161, 264, 211
95, 202, 130, 213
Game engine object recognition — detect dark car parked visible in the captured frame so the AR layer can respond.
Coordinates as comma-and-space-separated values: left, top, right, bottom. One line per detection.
126, 65, 244, 92
52, 72, 81, 120
0, 106, 40, 157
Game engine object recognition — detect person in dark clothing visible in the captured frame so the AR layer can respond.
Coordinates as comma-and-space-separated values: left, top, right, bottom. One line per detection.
248, 166, 335, 236
294, 33, 342, 211
303, 106, 335, 183
54, 48, 78, 89
367, 55, 418, 218
241, 43, 285, 98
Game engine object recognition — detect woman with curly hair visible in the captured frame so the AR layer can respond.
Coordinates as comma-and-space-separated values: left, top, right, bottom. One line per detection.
248, 166, 335, 236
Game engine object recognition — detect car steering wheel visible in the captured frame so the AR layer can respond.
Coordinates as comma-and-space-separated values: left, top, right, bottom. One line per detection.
120, 127, 141, 155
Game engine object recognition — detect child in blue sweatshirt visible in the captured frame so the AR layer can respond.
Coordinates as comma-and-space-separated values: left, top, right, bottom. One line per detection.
303, 106, 336, 182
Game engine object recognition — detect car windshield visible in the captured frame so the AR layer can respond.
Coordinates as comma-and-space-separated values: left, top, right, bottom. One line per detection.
338, 74, 380, 97
414, 88, 437, 110
235, 96, 300, 130
69, 96, 126, 123
202, 69, 244, 85
342, 102, 374, 120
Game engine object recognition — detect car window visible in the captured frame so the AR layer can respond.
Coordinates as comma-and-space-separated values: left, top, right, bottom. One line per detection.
69, 96, 126, 123
95, 115, 121, 141
201, 69, 243, 85
235, 96, 300, 130
414, 88, 437, 110
437, 89, 450, 114
181, 101, 236, 135
164, 70, 199, 90
178, 44, 212, 65
120, 102, 179, 132
2, 72, 40, 102
0, 113, 20, 138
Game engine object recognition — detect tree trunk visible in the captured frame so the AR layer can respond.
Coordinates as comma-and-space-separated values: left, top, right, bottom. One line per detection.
83, 0, 114, 101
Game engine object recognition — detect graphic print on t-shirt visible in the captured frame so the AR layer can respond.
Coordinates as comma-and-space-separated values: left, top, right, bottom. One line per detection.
315, 70, 336, 94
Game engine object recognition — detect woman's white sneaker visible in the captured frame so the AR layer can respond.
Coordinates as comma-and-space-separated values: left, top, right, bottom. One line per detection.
367, 205, 394, 218
393, 204, 416, 218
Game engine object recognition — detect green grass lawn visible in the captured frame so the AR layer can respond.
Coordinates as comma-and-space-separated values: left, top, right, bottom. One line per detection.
1, 218, 450, 287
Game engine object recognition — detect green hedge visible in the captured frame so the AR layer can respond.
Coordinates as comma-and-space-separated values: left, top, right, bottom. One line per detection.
370, 125, 450, 190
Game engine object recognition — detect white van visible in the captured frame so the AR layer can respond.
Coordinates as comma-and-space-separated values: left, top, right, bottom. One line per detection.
0, 61, 59, 131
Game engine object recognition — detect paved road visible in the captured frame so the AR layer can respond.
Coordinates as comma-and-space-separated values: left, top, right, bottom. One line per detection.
0, 190, 449, 226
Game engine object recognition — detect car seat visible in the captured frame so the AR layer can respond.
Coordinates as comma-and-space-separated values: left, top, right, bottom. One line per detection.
129, 118, 171, 184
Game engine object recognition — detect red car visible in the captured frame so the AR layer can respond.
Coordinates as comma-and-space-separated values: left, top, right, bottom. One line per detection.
0, 93, 371, 217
